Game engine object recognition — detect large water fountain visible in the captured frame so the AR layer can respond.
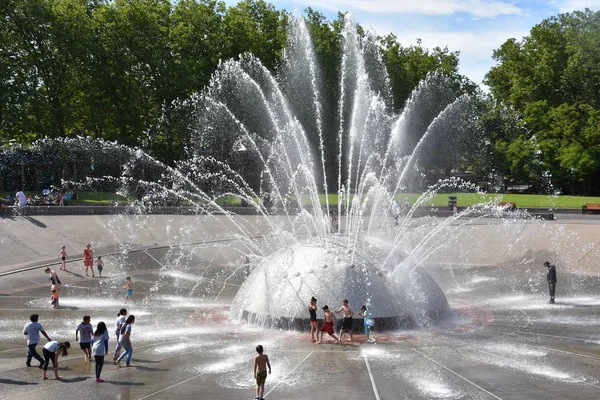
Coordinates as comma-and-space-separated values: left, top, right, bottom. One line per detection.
184, 14, 478, 329
1, 14, 479, 330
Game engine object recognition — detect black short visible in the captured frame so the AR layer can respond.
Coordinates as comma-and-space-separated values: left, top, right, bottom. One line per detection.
342, 317, 353, 331
80, 342, 91, 349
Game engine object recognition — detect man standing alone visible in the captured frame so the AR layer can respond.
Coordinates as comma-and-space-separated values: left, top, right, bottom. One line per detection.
544, 261, 557, 304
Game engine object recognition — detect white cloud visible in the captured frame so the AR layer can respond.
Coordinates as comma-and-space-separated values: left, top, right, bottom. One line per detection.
298, 0, 523, 18
554, 0, 600, 12
369, 25, 530, 84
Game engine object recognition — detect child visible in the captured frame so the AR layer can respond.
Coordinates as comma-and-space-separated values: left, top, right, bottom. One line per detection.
113, 308, 127, 363
75, 316, 93, 360
124, 276, 135, 304
334, 299, 354, 341
96, 256, 104, 277
358, 305, 375, 344
58, 245, 67, 271
318, 305, 340, 343
116, 315, 135, 367
50, 290, 58, 309
308, 296, 319, 343
253, 345, 271, 400
42, 341, 70, 380
24, 313, 52, 368
92, 321, 109, 382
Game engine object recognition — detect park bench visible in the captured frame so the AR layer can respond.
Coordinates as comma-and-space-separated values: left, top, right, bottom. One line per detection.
497, 202, 517, 211
582, 203, 600, 214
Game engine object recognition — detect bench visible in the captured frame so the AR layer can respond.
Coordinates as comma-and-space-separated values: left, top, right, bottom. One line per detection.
582, 203, 600, 214
497, 202, 517, 211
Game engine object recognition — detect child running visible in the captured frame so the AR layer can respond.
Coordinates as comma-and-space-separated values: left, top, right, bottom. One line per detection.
92, 321, 109, 382
124, 276, 135, 303
75, 315, 93, 360
116, 315, 135, 367
318, 305, 340, 343
253, 344, 272, 400
41, 341, 70, 380
58, 245, 68, 271
96, 256, 104, 277
113, 308, 127, 363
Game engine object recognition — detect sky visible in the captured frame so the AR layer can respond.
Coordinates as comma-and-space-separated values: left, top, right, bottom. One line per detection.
224, 0, 600, 87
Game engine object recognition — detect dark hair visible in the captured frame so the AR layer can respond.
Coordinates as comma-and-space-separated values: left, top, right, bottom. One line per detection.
94, 321, 107, 336
360, 305, 367, 311
322, 305, 329, 310
343, 299, 348, 304
120, 315, 135, 335
83, 315, 90, 322
118, 308, 127, 316
256, 344, 263, 354
97, 256, 102, 259
60, 341, 70, 357
44, 267, 51, 272
30, 313, 39, 322
311, 296, 317, 302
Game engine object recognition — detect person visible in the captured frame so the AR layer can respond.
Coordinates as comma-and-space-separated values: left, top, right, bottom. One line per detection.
113, 308, 127, 363
44, 268, 61, 308
308, 296, 319, 343
58, 245, 68, 271
76, 315, 93, 360
334, 299, 354, 341
50, 289, 58, 309
92, 322, 109, 382
15, 189, 27, 213
545, 261, 557, 304
358, 305, 375, 344
253, 344, 272, 400
83, 244, 95, 277
42, 341, 70, 380
124, 276, 135, 303
96, 256, 104, 277
317, 305, 339, 343
24, 313, 52, 368
116, 315, 135, 367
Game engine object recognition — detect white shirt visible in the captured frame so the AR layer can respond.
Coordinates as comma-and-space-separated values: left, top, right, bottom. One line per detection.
23, 321, 45, 345
92, 331, 110, 356
15, 191, 26, 205
115, 315, 126, 336
44, 341, 61, 352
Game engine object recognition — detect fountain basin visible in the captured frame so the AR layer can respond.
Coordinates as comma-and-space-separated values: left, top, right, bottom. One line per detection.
231, 236, 450, 330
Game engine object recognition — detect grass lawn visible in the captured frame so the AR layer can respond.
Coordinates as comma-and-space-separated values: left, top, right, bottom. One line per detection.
2, 191, 600, 208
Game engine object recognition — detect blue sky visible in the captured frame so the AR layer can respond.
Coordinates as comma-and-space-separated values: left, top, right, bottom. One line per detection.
224, 0, 600, 87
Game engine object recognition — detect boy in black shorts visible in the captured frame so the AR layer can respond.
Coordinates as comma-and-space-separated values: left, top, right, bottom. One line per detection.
334, 299, 354, 341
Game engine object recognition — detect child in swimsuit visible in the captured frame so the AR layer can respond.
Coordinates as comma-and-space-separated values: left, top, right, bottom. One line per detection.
96, 256, 104, 277
58, 246, 67, 271
124, 277, 135, 304
253, 345, 271, 400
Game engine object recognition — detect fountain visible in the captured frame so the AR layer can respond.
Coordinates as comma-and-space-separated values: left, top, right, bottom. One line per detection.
0, 14, 479, 330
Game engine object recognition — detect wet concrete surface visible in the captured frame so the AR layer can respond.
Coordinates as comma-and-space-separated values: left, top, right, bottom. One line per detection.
2, 219, 600, 399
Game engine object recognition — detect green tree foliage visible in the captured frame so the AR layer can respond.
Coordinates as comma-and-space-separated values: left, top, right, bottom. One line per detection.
1, 0, 470, 176
485, 9, 600, 194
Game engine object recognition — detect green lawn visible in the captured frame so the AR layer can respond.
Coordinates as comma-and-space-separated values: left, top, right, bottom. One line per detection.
2, 191, 599, 208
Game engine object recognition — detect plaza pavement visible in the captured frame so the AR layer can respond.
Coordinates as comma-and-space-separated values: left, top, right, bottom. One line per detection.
1, 213, 600, 399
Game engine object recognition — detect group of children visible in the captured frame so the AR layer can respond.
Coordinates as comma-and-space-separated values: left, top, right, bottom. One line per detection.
46, 244, 136, 308
23, 309, 136, 382
308, 297, 375, 344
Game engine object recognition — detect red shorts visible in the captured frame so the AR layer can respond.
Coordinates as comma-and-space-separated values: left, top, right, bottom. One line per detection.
320, 321, 334, 335
310, 320, 318, 326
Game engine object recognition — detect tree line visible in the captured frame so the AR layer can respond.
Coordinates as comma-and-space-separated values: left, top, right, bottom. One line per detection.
1, 1, 599, 194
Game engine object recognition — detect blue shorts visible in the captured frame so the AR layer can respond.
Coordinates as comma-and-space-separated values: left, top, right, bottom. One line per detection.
126, 289, 133, 297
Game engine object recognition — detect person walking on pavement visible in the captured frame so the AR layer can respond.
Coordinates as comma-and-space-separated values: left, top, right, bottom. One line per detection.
544, 261, 557, 304
24, 314, 52, 368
